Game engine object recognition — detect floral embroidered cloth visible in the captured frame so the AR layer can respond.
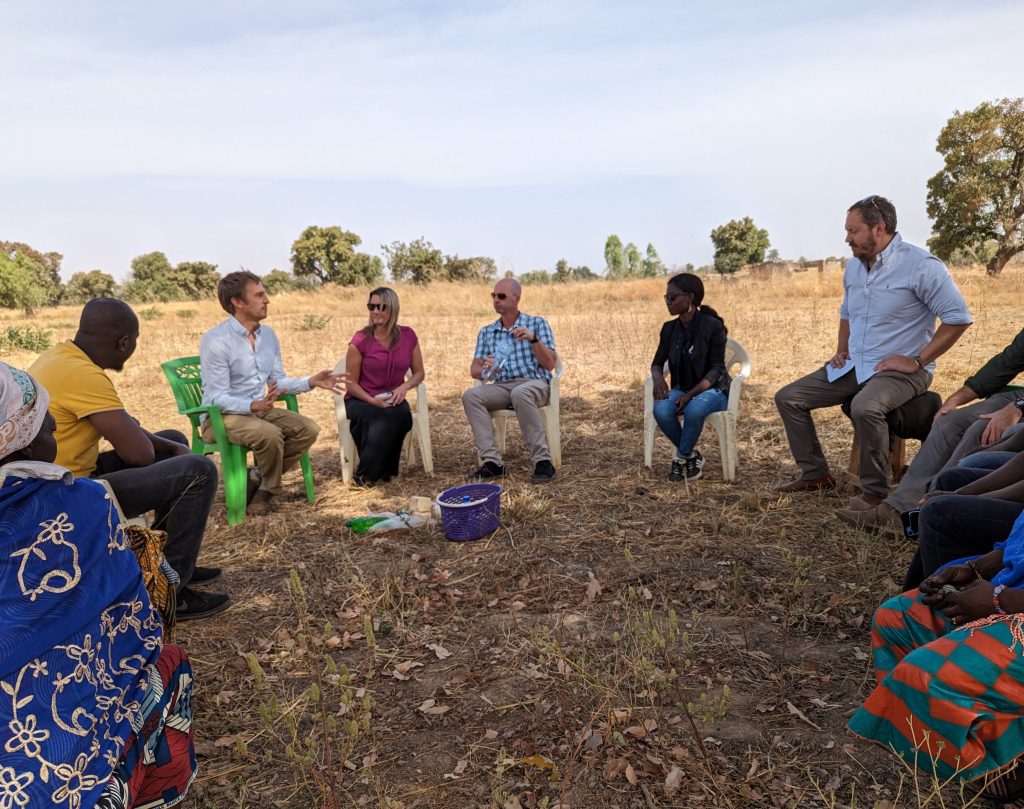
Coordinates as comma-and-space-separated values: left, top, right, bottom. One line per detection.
1, 466, 162, 809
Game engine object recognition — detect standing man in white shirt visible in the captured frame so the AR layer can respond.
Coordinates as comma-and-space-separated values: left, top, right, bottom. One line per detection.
773, 195, 972, 507
200, 271, 341, 515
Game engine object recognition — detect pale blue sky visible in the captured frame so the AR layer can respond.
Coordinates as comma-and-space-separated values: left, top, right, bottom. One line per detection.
1, 1, 1020, 280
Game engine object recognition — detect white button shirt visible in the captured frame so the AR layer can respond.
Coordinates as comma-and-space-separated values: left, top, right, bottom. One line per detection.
200, 317, 310, 414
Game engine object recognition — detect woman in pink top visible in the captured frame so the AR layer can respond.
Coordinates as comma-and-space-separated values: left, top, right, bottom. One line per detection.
344, 287, 425, 483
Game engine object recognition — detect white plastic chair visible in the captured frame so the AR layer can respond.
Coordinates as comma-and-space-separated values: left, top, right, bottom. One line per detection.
643, 337, 751, 482
474, 355, 563, 468
332, 355, 434, 484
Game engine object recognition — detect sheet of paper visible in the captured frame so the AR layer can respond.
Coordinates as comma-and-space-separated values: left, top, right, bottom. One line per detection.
825, 361, 855, 383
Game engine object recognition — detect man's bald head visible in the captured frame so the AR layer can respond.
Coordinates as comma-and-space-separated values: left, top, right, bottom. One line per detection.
79, 298, 138, 338
74, 298, 140, 371
496, 277, 522, 297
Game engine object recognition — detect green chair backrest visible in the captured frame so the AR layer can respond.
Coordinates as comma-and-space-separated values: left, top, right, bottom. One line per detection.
163, 356, 204, 414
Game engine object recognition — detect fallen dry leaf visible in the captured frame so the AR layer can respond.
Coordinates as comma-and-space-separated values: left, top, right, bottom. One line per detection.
786, 700, 822, 731
213, 735, 235, 747
394, 660, 424, 675
522, 754, 560, 781
664, 765, 684, 792
603, 757, 628, 780
484, 729, 499, 740
427, 643, 452, 660
624, 764, 638, 785
417, 698, 450, 716
585, 576, 603, 604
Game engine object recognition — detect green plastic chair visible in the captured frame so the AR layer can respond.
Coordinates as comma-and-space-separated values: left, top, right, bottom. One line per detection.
160, 356, 315, 525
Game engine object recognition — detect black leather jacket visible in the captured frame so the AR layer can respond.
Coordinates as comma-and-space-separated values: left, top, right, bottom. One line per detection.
652, 310, 730, 396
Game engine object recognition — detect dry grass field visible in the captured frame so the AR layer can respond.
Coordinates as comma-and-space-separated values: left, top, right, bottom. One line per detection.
7, 266, 1024, 809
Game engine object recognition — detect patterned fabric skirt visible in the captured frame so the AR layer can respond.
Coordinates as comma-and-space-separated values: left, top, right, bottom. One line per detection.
848, 588, 1024, 781
95, 644, 197, 809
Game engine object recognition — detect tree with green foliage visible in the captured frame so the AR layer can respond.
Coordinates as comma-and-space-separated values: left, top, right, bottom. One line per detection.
710, 217, 770, 275
0, 241, 64, 305
0, 252, 47, 313
262, 269, 297, 295
519, 270, 552, 285
624, 242, 643, 277
443, 255, 497, 282
290, 225, 383, 286
122, 252, 178, 302
172, 261, 221, 300
642, 243, 665, 277
926, 97, 1024, 276
553, 258, 596, 283
65, 270, 118, 303
382, 238, 444, 284
604, 235, 626, 279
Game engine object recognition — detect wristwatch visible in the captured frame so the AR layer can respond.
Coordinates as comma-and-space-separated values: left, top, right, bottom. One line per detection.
529, 335, 539, 344
1014, 397, 1024, 417
911, 354, 924, 368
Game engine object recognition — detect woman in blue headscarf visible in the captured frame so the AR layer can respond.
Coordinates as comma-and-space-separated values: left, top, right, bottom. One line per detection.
0, 362, 196, 809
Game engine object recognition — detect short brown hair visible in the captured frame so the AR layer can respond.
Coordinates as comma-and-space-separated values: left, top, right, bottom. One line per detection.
848, 195, 897, 235
218, 270, 262, 314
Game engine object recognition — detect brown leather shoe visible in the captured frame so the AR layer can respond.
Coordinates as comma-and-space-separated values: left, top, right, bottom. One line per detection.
774, 475, 836, 493
835, 502, 901, 536
848, 492, 886, 510
248, 489, 274, 516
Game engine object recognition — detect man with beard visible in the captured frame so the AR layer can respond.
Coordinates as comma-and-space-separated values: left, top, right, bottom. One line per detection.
773, 195, 972, 511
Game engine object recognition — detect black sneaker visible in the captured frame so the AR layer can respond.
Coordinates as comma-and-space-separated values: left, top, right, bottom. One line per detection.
531, 460, 556, 484
189, 566, 222, 587
177, 587, 232, 621
684, 450, 704, 481
668, 459, 685, 482
469, 461, 505, 481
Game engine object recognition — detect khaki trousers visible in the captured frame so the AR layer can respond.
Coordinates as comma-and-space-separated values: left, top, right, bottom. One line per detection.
774, 365, 931, 496
462, 378, 551, 465
203, 408, 320, 494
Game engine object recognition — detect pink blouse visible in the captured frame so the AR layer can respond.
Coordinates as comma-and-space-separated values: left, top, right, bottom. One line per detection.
346, 326, 418, 398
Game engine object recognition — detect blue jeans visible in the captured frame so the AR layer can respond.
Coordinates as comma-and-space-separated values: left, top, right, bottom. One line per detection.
958, 450, 1017, 471
653, 388, 728, 458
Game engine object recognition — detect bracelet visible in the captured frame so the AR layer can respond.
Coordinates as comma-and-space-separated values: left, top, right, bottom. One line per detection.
994, 584, 1008, 615
967, 559, 983, 581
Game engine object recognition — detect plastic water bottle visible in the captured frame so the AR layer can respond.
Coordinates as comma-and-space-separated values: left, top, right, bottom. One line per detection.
483, 333, 515, 382
344, 515, 391, 533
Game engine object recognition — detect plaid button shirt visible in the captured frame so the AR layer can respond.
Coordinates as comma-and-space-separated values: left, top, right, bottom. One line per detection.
473, 313, 555, 382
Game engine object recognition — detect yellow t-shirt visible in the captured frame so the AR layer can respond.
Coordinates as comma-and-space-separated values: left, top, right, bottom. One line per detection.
28, 340, 125, 476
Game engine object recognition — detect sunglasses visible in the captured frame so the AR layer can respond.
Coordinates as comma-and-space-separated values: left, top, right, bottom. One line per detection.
490, 292, 508, 300
367, 302, 388, 311
860, 195, 881, 211
664, 292, 690, 303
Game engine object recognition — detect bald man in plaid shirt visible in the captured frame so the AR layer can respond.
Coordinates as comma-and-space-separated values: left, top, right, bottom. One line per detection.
464, 277, 559, 484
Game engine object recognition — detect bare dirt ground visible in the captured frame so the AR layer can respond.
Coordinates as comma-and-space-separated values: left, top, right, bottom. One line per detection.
9, 268, 1023, 808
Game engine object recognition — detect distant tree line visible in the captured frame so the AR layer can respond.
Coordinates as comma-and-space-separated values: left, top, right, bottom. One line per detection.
6, 93, 1022, 315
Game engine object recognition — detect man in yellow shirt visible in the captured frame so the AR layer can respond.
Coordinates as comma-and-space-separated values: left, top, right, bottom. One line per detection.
30, 298, 231, 621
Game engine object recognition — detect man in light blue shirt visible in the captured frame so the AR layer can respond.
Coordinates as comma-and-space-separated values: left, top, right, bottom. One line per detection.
200, 271, 341, 515
463, 277, 559, 483
774, 195, 972, 506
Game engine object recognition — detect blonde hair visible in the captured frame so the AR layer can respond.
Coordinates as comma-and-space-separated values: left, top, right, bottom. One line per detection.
361, 287, 401, 347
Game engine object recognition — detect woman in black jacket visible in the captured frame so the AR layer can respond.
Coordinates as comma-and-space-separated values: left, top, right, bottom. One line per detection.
651, 273, 730, 481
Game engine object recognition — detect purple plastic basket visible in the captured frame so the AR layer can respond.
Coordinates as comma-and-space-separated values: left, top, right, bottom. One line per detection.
436, 483, 502, 542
